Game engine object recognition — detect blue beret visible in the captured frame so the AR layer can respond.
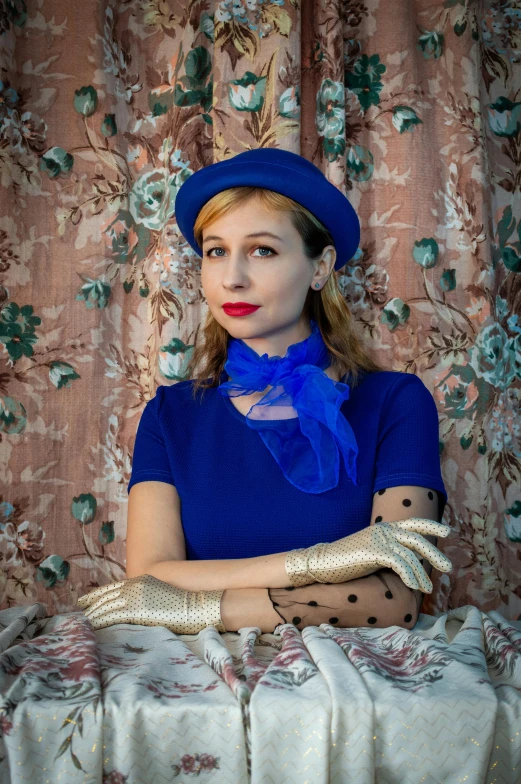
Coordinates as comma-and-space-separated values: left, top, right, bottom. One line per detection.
174, 148, 360, 271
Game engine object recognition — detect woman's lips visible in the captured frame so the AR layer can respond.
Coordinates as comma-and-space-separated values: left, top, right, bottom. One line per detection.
222, 305, 261, 316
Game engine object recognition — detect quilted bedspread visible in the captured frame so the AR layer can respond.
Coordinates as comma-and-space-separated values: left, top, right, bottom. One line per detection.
0, 603, 520, 783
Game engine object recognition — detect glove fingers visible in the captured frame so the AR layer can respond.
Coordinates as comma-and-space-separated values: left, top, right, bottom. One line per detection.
77, 581, 125, 609
85, 615, 110, 631
81, 588, 122, 616
85, 609, 129, 631
395, 518, 451, 538
392, 544, 433, 592
372, 552, 421, 591
85, 597, 126, 620
393, 531, 453, 573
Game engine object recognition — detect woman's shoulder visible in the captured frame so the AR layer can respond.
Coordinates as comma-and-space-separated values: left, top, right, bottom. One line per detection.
157, 377, 219, 410
346, 368, 407, 389
157, 378, 200, 403
149, 380, 215, 436
346, 370, 427, 409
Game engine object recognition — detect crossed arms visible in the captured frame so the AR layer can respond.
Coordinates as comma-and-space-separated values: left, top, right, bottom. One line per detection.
126, 482, 442, 632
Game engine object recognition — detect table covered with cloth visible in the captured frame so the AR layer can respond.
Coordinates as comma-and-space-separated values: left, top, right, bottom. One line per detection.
0, 603, 519, 783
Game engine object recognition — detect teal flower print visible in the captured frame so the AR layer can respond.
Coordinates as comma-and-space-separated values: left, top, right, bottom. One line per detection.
228, 71, 266, 111
504, 500, 521, 543
101, 113, 117, 137
345, 54, 386, 112
392, 106, 422, 134
36, 555, 70, 588
435, 364, 481, 421
346, 145, 374, 182
279, 86, 300, 118
71, 493, 97, 524
0, 396, 27, 435
49, 362, 81, 390
381, 298, 410, 331
317, 78, 346, 161
0, 302, 41, 361
468, 323, 518, 389
417, 30, 444, 59
76, 278, 111, 309
487, 97, 521, 138
129, 168, 181, 231
73, 86, 98, 117
40, 147, 74, 178
159, 338, 195, 381
413, 238, 439, 269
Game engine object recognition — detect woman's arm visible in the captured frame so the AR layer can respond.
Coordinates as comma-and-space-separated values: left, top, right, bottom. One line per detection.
148, 484, 441, 597
147, 550, 291, 591
218, 484, 443, 633
128, 481, 291, 590
368, 484, 442, 616
146, 485, 442, 632
220, 568, 420, 633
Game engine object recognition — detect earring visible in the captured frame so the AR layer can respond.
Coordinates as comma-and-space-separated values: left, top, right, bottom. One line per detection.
315, 283, 320, 288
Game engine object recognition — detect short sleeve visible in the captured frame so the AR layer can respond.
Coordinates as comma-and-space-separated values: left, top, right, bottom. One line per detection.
127, 386, 175, 494
373, 373, 448, 515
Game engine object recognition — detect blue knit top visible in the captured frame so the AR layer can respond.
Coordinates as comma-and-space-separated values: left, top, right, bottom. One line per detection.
127, 369, 448, 561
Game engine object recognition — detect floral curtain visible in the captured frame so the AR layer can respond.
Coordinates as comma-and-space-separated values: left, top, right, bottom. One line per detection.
1, 0, 520, 621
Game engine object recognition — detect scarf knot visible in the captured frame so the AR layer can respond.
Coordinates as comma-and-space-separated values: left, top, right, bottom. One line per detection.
218, 320, 359, 494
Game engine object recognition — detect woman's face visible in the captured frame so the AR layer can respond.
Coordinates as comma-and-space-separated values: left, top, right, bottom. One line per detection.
200, 197, 336, 359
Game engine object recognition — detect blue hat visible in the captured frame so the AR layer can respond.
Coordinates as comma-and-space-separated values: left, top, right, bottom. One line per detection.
174, 148, 360, 271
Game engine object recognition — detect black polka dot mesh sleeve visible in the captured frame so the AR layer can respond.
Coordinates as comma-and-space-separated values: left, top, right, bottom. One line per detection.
268, 568, 420, 631
267, 485, 444, 632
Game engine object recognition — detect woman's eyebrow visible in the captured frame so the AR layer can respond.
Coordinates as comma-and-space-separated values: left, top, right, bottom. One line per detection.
202, 231, 283, 244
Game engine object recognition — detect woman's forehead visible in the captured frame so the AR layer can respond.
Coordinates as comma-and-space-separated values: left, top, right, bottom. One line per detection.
202, 207, 294, 241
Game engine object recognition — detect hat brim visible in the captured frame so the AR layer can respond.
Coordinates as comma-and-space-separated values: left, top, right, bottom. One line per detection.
174, 157, 360, 271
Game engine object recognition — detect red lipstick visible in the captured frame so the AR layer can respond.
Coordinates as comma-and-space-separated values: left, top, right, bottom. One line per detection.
222, 302, 261, 317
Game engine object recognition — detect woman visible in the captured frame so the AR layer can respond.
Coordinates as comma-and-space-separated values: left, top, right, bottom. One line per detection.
78, 149, 452, 635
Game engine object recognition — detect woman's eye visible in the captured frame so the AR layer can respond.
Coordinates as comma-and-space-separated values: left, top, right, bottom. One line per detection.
205, 246, 275, 258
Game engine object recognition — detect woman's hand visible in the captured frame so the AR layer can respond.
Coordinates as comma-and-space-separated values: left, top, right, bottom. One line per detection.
77, 574, 226, 634
285, 518, 452, 592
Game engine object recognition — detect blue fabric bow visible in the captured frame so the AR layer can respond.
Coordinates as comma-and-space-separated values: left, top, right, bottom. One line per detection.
218, 319, 359, 494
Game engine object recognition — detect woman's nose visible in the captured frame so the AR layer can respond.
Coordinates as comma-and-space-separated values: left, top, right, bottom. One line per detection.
221, 256, 251, 286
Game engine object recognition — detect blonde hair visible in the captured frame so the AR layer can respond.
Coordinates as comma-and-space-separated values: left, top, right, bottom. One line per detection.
185, 186, 386, 401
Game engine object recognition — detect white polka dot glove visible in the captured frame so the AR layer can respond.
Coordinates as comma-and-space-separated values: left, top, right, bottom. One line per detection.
77, 574, 226, 634
285, 518, 452, 593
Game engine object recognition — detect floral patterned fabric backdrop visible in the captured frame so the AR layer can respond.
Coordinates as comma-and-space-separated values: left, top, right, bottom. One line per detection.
0, 0, 520, 621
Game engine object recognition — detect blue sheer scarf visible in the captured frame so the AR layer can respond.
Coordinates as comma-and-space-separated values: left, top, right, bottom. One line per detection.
218, 319, 359, 494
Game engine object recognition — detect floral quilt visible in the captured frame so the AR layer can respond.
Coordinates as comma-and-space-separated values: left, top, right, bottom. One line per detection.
0, 603, 520, 783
